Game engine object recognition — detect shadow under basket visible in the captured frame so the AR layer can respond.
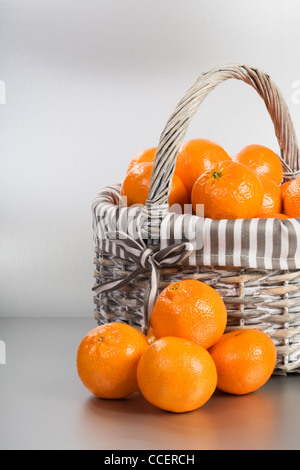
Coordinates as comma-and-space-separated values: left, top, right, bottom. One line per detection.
92, 64, 300, 376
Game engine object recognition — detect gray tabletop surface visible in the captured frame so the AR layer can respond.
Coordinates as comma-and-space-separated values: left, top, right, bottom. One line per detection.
0, 317, 299, 450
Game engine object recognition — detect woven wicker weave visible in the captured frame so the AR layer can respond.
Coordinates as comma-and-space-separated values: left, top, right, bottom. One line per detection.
93, 64, 300, 375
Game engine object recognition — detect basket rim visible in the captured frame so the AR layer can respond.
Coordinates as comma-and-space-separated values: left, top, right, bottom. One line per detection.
92, 182, 300, 272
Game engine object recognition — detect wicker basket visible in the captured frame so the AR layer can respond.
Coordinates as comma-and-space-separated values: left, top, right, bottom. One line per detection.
92, 63, 300, 375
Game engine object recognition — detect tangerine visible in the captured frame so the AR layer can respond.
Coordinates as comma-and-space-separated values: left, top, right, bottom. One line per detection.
175, 139, 231, 195
126, 147, 157, 173
234, 144, 283, 185
258, 177, 282, 214
282, 176, 300, 218
209, 329, 277, 395
120, 162, 188, 209
280, 180, 292, 199
76, 322, 149, 399
137, 336, 217, 413
150, 280, 227, 350
191, 161, 264, 219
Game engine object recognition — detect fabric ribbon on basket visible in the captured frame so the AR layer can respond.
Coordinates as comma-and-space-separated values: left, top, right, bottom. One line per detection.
92, 230, 194, 332
93, 184, 300, 271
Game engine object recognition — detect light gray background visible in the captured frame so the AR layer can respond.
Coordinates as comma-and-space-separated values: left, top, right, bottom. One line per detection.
1, 0, 300, 318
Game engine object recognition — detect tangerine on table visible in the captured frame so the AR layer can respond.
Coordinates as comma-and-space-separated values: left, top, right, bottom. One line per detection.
191, 161, 264, 219
209, 329, 277, 395
234, 144, 283, 185
282, 176, 300, 218
120, 162, 188, 209
175, 138, 232, 196
150, 280, 227, 350
76, 322, 149, 399
137, 336, 217, 413
258, 176, 282, 214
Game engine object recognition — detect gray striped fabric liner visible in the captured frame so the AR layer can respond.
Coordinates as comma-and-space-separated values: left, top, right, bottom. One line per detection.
92, 183, 300, 270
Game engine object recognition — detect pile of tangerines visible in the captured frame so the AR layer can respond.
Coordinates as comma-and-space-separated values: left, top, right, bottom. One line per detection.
77, 279, 277, 413
120, 139, 300, 219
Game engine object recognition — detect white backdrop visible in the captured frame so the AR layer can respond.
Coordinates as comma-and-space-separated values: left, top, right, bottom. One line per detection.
1, 0, 300, 317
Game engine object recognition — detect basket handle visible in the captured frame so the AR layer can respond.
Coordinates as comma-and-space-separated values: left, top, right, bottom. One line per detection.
145, 63, 300, 222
